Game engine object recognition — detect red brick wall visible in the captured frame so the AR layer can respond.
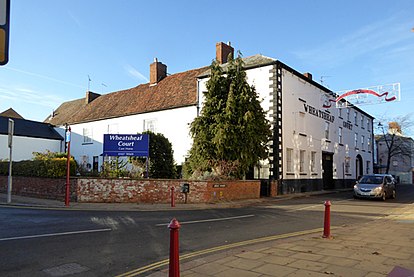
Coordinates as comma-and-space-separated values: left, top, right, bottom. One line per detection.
0, 176, 260, 204
77, 178, 260, 203
0, 176, 77, 201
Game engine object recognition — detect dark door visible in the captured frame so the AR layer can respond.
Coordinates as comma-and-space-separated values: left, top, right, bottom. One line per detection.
93, 156, 99, 172
322, 152, 334, 189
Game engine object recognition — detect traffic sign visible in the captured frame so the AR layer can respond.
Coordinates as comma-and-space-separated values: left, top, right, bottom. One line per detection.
0, 0, 10, 65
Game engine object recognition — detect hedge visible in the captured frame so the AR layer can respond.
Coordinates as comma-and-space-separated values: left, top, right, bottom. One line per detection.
0, 159, 76, 178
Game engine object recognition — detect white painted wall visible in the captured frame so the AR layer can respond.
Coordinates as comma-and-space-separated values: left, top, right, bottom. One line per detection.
0, 135, 62, 161
281, 69, 374, 180
63, 106, 197, 168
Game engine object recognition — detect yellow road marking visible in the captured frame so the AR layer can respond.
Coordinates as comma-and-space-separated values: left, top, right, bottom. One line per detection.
115, 227, 327, 277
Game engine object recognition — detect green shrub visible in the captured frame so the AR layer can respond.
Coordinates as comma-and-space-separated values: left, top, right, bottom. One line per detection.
0, 158, 76, 178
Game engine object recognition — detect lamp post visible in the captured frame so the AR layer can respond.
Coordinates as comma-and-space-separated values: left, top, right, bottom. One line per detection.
65, 126, 71, 206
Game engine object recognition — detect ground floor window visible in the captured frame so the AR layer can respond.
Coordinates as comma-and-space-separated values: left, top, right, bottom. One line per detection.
286, 148, 293, 172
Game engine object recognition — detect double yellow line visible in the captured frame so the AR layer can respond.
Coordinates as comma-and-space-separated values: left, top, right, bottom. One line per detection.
116, 227, 325, 277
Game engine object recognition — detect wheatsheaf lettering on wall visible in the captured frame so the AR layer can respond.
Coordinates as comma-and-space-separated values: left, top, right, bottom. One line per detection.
303, 103, 335, 123
109, 135, 143, 141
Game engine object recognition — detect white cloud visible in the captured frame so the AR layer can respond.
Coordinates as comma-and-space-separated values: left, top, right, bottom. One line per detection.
293, 15, 414, 69
124, 64, 149, 83
4, 67, 84, 89
0, 85, 65, 109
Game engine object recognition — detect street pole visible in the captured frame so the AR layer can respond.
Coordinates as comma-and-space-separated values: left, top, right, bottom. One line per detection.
65, 126, 71, 206
7, 119, 14, 203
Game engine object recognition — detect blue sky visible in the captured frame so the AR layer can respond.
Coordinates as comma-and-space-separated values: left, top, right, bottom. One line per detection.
1, 0, 413, 134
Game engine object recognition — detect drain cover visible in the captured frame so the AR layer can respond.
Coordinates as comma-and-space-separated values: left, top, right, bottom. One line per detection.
43, 263, 89, 276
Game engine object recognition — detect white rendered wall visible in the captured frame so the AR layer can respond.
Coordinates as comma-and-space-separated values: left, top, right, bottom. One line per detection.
62, 106, 197, 168
0, 135, 62, 161
281, 69, 373, 180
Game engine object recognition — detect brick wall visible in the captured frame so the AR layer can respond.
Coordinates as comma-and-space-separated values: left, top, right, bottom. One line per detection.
77, 178, 260, 203
0, 176, 261, 204
0, 176, 77, 201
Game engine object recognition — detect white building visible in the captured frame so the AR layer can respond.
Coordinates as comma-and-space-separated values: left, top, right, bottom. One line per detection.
46, 42, 374, 193
0, 111, 63, 161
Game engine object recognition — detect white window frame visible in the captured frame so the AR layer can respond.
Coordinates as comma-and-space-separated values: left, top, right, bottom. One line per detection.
299, 150, 306, 173
361, 135, 365, 150
354, 133, 358, 148
83, 127, 93, 144
144, 119, 157, 133
286, 148, 293, 173
338, 127, 343, 144
325, 122, 330, 140
310, 151, 316, 173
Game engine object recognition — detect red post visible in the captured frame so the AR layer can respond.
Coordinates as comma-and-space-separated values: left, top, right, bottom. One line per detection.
168, 218, 181, 277
323, 200, 332, 238
65, 127, 71, 207
171, 187, 175, 207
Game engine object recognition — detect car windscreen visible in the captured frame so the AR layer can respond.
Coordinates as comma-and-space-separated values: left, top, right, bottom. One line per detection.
359, 176, 383, 184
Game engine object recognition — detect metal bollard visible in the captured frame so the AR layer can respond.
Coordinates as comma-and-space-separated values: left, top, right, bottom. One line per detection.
171, 187, 175, 207
323, 200, 332, 239
168, 218, 181, 277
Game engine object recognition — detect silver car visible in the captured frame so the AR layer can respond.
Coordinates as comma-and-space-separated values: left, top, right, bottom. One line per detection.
353, 174, 396, 201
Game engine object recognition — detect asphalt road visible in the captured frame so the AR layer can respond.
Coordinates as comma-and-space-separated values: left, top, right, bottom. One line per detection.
1, 185, 413, 276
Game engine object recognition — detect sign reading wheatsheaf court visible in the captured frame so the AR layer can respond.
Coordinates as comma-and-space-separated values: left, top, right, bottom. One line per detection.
103, 134, 149, 157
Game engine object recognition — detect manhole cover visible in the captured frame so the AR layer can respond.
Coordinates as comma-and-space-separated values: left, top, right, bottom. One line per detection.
43, 263, 89, 276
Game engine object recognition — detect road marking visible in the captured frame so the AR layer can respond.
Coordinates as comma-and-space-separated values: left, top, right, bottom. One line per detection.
0, 228, 111, 241
115, 227, 329, 277
155, 214, 255, 226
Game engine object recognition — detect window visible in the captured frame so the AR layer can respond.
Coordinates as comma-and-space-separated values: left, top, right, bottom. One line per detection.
367, 135, 371, 150
107, 123, 119, 134
310, 151, 316, 172
354, 111, 358, 125
345, 157, 351, 174
338, 127, 343, 144
346, 108, 350, 121
354, 133, 358, 148
286, 148, 293, 172
325, 122, 330, 139
299, 150, 305, 173
144, 119, 157, 133
367, 119, 370, 130
361, 135, 365, 150
83, 128, 93, 143
366, 161, 371, 174
361, 115, 364, 128
338, 108, 342, 118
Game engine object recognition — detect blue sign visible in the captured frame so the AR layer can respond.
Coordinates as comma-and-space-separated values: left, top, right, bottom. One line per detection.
103, 134, 149, 157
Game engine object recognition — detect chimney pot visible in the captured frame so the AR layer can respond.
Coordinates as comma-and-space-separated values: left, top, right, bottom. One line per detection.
216, 42, 234, 64
303, 72, 313, 80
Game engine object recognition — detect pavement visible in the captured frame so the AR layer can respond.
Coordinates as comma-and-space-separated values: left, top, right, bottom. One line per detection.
1, 190, 414, 276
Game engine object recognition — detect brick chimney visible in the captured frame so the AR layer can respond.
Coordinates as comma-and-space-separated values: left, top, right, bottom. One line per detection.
85, 91, 100, 104
216, 42, 234, 64
303, 72, 312, 80
150, 58, 167, 85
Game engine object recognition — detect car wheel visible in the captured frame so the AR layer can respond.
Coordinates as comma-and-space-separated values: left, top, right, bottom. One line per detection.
391, 190, 396, 199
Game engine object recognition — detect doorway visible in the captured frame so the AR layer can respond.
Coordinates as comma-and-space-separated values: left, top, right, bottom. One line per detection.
322, 152, 334, 189
356, 154, 363, 179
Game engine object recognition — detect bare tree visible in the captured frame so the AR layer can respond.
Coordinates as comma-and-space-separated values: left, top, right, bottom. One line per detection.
375, 114, 414, 174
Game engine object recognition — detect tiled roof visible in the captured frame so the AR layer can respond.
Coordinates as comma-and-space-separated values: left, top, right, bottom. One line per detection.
0, 116, 63, 140
198, 54, 277, 78
45, 66, 208, 126
0, 108, 24, 119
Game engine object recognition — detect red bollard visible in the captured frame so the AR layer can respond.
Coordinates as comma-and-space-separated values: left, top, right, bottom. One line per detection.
171, 187, 175, 207
168, 218, 181, 277
323, 200, 332, 239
